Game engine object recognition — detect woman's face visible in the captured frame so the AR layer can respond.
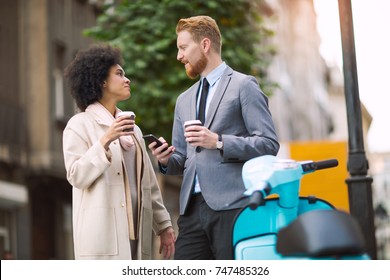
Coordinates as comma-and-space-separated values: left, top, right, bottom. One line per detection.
102, 64, 131, 102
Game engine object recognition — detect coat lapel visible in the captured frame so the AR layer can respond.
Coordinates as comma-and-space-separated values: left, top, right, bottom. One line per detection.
132, 135, 143, 234
85, 102, 116, 127
204, 67, 233, 128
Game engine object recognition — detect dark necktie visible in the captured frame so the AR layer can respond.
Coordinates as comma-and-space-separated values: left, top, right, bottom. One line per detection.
197, 78, 209, 124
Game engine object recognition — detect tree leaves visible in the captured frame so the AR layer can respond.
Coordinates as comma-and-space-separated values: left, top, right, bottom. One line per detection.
84, 0, 276, 141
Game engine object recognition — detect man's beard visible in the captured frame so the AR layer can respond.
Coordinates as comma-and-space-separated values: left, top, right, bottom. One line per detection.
185, 52, 208, 79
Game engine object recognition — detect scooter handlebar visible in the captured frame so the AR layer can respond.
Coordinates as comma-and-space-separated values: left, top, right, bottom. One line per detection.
248, 191, 264, 210
301, 159, 338, 173
315, 159, 339, 170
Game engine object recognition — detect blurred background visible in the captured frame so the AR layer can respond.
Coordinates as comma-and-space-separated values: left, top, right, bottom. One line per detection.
0, 0, 389, 260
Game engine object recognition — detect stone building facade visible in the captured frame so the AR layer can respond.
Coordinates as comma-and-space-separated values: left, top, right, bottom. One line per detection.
0, 0, 101, 259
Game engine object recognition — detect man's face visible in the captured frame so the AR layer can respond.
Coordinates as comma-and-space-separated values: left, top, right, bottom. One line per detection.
177, 31, 208, 79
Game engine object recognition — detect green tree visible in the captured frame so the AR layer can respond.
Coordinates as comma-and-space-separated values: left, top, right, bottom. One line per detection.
84, 0, 276, 141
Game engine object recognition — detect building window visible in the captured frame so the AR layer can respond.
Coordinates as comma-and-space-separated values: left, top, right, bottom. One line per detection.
53, 68, 64, 120
53, 44, 66, 121
0, 209, 14, 259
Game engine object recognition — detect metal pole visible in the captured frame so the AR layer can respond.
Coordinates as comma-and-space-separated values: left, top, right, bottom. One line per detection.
337, 0, 377, 259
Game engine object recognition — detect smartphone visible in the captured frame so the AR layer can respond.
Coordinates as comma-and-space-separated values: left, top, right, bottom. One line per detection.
142, 134, 168, 152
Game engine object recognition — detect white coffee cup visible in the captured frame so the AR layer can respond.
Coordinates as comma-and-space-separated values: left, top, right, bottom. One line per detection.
117, 111, 135, 131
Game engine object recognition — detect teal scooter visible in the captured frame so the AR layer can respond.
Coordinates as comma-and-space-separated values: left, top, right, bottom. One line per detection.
232, 155, 369, 260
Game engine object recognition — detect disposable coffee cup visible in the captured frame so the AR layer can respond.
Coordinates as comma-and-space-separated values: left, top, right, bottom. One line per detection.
184, 120, 203, 128
117, 111, 135, 131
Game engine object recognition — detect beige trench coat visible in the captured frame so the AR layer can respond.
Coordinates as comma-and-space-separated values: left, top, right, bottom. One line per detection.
62, 110, 172, 260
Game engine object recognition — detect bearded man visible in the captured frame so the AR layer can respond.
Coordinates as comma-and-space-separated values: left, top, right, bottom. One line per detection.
147, 15, 279, 260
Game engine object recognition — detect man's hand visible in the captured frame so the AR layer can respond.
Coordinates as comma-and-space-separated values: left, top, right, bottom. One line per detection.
148, 137, 175, 166
184, 125, 218, 149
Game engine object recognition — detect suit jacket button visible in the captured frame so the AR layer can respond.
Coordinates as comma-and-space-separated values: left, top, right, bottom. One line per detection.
196, 147, 201, 153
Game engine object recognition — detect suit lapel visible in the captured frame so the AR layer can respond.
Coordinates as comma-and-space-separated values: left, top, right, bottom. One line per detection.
205, 67, 233, 128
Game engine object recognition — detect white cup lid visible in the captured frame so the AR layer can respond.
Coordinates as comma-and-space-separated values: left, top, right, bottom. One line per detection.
184, 120, 202, 127
117, 111, 135, 118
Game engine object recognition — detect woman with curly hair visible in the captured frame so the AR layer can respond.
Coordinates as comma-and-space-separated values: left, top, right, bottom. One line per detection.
62, 44, 175, 260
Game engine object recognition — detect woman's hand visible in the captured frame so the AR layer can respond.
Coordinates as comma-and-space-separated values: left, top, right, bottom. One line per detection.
159, 226, 176, 259
100, 115, 135, 150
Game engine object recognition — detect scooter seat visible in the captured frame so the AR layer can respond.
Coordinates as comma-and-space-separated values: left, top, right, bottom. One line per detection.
276, 210, 366, 258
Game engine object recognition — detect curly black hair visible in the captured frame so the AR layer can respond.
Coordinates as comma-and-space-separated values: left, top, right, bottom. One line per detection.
64, 44, 123, 111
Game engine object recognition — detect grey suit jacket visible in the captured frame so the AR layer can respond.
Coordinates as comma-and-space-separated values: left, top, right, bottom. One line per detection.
164, 66, 279, 215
